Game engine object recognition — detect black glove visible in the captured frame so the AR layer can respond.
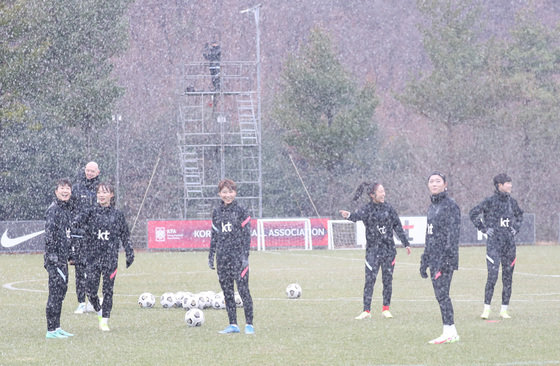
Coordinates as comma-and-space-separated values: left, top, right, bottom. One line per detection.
68, 247, 76, 265
510, 227, 517, 236
484, 228, 494, 237
419, 254, 428, 279
126, 251, 134, 268
208, 256, 215, 270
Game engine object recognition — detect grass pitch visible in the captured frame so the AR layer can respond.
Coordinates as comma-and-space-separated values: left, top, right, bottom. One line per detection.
0, 245, 559, 366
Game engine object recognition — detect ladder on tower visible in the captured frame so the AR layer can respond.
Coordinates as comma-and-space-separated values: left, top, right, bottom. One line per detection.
179, 146, 203, 198
236, 93, 258, 146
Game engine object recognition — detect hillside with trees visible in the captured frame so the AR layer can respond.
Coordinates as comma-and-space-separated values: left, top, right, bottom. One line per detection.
2, 0, 559, 242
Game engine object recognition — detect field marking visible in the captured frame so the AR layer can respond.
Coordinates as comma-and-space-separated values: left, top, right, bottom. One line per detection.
5, 277, 560, 303
280, 251, 560, 278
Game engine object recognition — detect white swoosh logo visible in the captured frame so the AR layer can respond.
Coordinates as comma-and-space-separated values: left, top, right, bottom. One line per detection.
1, 230, 45, 248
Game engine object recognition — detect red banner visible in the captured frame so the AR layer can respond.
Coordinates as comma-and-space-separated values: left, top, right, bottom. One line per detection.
147, 218, 330, 250
147, 220, 258, 249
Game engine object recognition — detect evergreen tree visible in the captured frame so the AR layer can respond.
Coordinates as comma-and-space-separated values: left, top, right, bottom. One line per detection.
0, 0, 131, 219
272, 27, 378, 215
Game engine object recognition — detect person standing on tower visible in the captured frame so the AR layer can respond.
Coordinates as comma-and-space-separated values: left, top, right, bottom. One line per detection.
203, 41, 221, 92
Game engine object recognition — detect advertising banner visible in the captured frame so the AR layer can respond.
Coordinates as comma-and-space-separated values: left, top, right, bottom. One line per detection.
148, 218, 331, 250
0, 221, 46, 253
147, 219, 258, 250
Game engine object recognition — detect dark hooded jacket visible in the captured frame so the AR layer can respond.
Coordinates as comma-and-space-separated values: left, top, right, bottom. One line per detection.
469, 191, 523, 238
348, 201, 410, 257
422, 191, 461, 273
208, 200, 251, 268
44, 198, 73, 268
85, 204, 134, 269
72, 173, 99, 224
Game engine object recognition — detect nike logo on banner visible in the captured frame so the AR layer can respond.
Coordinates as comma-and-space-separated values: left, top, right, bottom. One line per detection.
1, 230, 45, 248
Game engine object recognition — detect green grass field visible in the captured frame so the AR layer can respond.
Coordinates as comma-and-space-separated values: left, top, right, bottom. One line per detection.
1, 246, 559, 366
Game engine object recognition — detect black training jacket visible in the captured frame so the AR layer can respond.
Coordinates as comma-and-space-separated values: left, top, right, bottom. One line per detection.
209, 200, 251, 263
85, 204, 134, 268
72, 174, 99, 225
44, 199, 73, 268
469, 191, 523, 236
348, 201, 411, 256
422, 191, 461, 273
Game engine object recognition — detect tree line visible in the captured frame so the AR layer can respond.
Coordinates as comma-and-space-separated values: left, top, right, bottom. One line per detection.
1, 0, 559, 241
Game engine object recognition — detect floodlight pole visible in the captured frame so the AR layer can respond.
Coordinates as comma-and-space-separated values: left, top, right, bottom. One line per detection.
112, 114, 122, 207
241, 3, 262, 217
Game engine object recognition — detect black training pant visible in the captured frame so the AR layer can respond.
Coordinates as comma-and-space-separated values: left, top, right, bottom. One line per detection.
362, 251, 395, 311
430, 269, 454, 326
87, 261, 117, 318
72, 238, 88, 303
46, 264, 68, 331
217, 258, 253, 325
485, 238, 516, 306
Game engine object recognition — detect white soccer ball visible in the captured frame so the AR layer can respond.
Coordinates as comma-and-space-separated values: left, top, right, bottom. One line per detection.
138, 292, 156, 308
212, 292, 226, 309
234, 292, 243, 308
196, 292, 211, 309
182, 294, 199, 310
286, 283, 302, 299
175, 291, 188, 308
185, 308, 205, 327
160, 292, 177, 308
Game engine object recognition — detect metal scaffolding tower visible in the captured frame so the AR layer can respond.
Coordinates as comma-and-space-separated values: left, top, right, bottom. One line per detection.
178, 61, 261, 219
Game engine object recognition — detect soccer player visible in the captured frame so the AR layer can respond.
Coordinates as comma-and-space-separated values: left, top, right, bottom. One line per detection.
340, 182, 411, 320
70, 161, 100, 314
208, 179, 254, 334
85, 182, 134, 331
419, 172, 461, 344
44, 178, 75, 339
469, 173, 523, 319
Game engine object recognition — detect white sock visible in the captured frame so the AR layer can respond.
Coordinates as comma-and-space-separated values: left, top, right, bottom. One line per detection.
501, 304, 508, 313
484, 304, 491, 312
448, 324, 457, 336
443, 324, 457, 337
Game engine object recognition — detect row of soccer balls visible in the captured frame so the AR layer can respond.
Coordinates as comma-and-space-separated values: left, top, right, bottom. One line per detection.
138, 283, 303, 309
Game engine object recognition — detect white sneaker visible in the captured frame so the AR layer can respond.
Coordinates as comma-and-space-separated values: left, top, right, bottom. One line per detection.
355, 311, 371, 320
500, 310, 511, 319
74, 303, 86, 314
381, 310, 393, 318
99, 317, 110, 332
429, 333, 460, 344
481, 308, 490, 319
85, 302, 95, 313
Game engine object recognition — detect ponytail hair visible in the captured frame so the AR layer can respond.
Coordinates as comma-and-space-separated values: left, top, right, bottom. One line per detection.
352, 182, 380, 202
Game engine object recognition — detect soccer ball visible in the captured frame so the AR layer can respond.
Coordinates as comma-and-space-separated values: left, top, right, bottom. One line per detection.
160, 292, 177, 308
234, 292, 243, 308
182, 294, 199, 310
185, 308, 205, 327
138, 292, 156, 308
212, 292, 226, 309
286, 283, 302, 299
175, 291, 189, 308
196, 292, 211, 309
